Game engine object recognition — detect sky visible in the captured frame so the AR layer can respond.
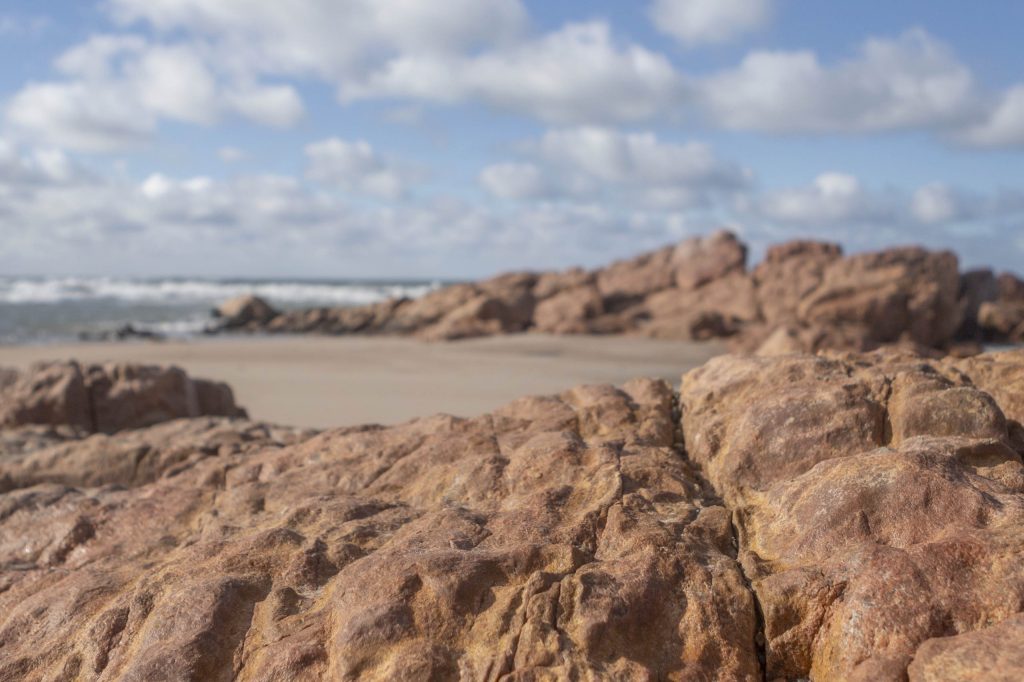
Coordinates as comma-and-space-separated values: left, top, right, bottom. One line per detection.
0, 0, 1022, 279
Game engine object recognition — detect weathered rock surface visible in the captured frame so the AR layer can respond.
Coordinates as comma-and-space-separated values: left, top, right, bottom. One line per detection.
0, 379, 760, 681
3, 349, 1024, 679
222, 231, 1021, 354
680, 348, 1024, 680
0, 362, 246, 434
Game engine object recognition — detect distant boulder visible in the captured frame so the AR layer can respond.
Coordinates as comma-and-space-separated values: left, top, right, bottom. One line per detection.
215, 295, 278, 329
0, 361, 246, 434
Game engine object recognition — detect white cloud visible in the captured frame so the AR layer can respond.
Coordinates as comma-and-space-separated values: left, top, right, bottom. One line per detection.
481, 127, 750, 208
701, 29, 977, 133
106, 0, 528, 78
6, 35, 304, 151
304, 138, 415, 200
748, 172, 899, 226
959, 85, 1024, 148
224, 84, 304, 127
912, 183, 960, 224
650, 0, 771, 46
342, 22, 687, 124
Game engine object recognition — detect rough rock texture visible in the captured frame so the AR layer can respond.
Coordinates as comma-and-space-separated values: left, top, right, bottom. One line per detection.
224, 231, 1020, 354
3, 349, 1024, 678
0, 379, 761, 681
0, 362, 246, 434
680, 348, 1024, 680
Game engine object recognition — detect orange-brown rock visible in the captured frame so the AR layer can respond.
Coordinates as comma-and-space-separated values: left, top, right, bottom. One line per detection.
679, 348, 1024, 680
531, 285, 604, 334
752, 240, 842, 326
671, 230, 747, 291
0, 362, 246, 435
907, 613, 1024, 681
216, 295, 279, 329
797, 247, 965, 349
0, 379, 760, 680
218, 233, 1016, 355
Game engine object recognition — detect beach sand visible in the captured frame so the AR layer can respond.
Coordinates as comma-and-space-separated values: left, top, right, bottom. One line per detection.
0, 334, 726, 428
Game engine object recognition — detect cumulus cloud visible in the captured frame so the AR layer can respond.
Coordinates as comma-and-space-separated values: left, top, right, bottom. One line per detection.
6, 35, 304, 151
701, 29, 978, 133
344, 22, 687, 124
650, 0, 772, 46
958, 85, 1024, 148
481, 127, 750, 208
304, 138, 418, 200
106, 0, 529, 78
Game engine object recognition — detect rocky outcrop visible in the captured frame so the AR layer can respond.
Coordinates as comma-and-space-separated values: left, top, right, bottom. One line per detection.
0, 378, 760, 680
679, 348, 1024, 680
220, 231, 1022, 355
1, 349, 1023, 678
0, 362, 246, 434
215, 295, 279, 329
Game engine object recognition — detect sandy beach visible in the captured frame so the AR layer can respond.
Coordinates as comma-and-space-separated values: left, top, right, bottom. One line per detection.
0, 334, 726, 428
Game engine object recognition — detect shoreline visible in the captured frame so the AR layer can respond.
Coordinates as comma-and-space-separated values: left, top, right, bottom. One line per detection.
0, 334, 728, 428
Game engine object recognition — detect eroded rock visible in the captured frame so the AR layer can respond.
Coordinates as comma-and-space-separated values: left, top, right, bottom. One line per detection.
679, 348, 1024, 680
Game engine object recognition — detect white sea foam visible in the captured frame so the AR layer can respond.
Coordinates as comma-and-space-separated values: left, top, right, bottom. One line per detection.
0, 277, 438, 306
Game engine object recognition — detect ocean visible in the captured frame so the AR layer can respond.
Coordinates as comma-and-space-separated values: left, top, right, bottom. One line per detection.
0, 276, 440, 344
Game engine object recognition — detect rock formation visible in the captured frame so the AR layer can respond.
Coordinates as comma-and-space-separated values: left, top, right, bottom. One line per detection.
0, 361, 246, 435
1, 349, 1022, 679
217, 231, 1022, 355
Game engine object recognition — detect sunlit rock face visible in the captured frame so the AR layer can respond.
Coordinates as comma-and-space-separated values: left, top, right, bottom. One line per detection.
1, 349, 1022, 679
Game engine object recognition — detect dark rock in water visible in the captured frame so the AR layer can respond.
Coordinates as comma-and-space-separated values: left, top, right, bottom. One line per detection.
77, 324, 165, 342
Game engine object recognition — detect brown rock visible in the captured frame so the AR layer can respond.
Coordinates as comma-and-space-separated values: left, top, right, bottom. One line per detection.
797, 247, 965, 348
532, 285, 604, 334
978, 300, 1024, 341
908, 613, 1024, 681
532, 267, 594, 300
641, 273, 758, 340
0, 362, 90, 432
671, 229, 748, 291
753, 240, 842, 325
595, 244, 675, 308
0, 362, 245, 434
679, 349, 1024, 680
0, 380, 760, 681
216, 295, 279, 329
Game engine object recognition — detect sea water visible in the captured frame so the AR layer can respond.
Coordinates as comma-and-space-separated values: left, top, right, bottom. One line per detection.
0, 276, 440, 344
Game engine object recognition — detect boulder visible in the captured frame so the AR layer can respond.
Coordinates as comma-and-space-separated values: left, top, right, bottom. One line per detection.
753, 240, 843, 325
796, 247, 964, 349
532, 285, 604, 334
641, 273, 759, 340
215, 295, 279, 329
595, 245, 676, 308
0, 361, 246, 434
671, 229, 748, 291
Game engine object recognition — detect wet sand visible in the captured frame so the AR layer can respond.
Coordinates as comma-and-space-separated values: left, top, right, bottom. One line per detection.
0, 334, 726, 428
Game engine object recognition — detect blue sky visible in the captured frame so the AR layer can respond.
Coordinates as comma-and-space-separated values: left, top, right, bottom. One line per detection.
0, 0, 1022, 278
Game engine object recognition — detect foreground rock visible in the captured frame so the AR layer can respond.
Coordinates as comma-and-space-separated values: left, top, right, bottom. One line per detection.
220, 231, 1023, 354
680, 348, 1024, 680
0, 379, 759, 680
0, 361, 246, 435
2, 349, 1023, 678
